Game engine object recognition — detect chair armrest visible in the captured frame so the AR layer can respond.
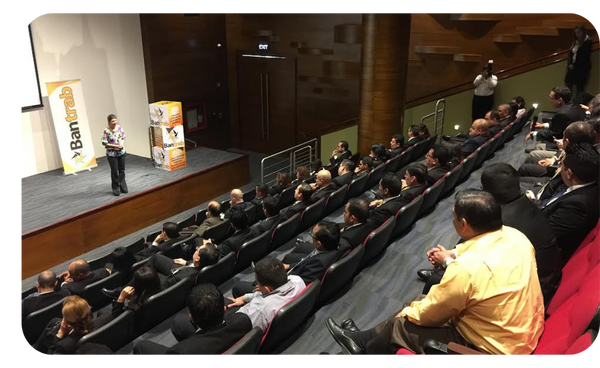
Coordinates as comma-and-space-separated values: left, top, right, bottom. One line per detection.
447, 342, 488, 355
423, 339, 448, 354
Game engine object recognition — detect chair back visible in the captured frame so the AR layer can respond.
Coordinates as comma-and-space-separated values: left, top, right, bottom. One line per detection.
472, 141, 491, 169
162, 234, 197, 259
146, 230, 162, 243
392, 195, 423, 239
384, 154, 402, 173
124, 237, 146, 255
243, 189, 256, 203
418, 178, 446, 217
134, 278, 192, 336
347, 173, 368, 199
222, 327, 264, 355
203, 219, 231, 242
457, 153, 477, 183
244, 204, 257, 226
22, 286, 37, 300
22, 296, 67, 345
269, 213, 301, 251
81, 271, 124, 311
427, 135, 438, 150
195, 208, 208, 226
439, 164, 463, 198
129, 255, 153, 277
220, 198, 231, 213
176, 214, 197, 232
299, 198, 326, 232
317, 246, 365, 306
234, 231, 271, 274
278, 185, 296, 209
76, 310, 134, 352
349, 152, 361, 166
395, 149, 413, 173
195, 252, 236, 286
412, 139, 429, 159
365, 164, 385, 191
259, 281, 321, 353
328, 164, 340, 179
325, 185, 348, 216
88, 253, 114, 272
361, 217, 396, 268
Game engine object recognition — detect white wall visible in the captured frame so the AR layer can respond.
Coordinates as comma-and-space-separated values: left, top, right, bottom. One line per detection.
21, 14, 150, 178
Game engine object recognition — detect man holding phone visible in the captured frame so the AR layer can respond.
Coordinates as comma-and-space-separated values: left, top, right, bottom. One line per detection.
472, 60, 498, 121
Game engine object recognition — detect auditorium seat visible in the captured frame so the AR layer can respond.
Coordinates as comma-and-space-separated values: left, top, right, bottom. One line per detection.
87, 252, 114, 272
244, 204, 257, 226
243, 189, 256, 203
439, 164, 463, 199
347, 173, 368, 200
203, 219, 231, 242
328, 164, 340, 179
563, 330, 597, 354
395, 149, 414, 173
317, 245, 365, 307
220, 199, 231, 213
176, 214, 196, 233
222, 326, 263, 355
361, 217, 396, 268
22, 286, 37, 300
278, 185, 297, 209
77, 310, 134, 352
259, 281, 321, 353
456, 152, 478, 183
365, 163, 385, 191
400, 146, 416, 166
349, 152, 361, 166
471, 141, 492, 170
418, 178, 446, 217
299, 198, 326, 232
81, 271, 124, 311
392, 195, 423, 239
146, 230, 162, 243
324, 185, 348, 216
384, 154, 403, 173
269, 213, 301, 251
412, 139, 429, 159
233, 231, 271, 274
23, 296, 67, 345
124, 237, 146, 255
195, 252, 236, 286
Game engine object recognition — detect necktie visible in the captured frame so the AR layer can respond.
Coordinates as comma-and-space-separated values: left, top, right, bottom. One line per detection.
541, 187, 567, 209
288, 249, 318, 274
537, 151, 564, 199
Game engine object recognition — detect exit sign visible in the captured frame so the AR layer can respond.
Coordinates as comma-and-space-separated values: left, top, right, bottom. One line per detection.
258, 43, 270, 51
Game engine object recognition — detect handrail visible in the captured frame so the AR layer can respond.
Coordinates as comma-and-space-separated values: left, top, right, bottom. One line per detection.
260, 138, 318, 184
420, 99, 446, 140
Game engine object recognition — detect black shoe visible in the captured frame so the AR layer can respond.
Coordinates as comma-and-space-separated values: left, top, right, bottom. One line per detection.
417, 269, 435, 281
120, 182, 128, 193
341, 318, 360, 332
102, 288, 120, 299
442, 135, 451, 142
112, 189, 120, 196
524, 148, 534, 154
326, 318, 365, 355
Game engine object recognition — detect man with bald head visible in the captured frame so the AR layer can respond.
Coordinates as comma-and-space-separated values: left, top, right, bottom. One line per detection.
224, 188, 253, 219
194, 201, 223, 238
58, 259, 111, 296
497, 104, 513, 126
22, 270, 70, 320
310, 169, 336, 203
460, 119, 489, 157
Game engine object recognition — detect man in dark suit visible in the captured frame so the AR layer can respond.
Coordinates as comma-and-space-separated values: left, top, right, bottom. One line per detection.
340, 198, 373, 250
22, 270, 70, 320
425, 145, 451, 186
280, 183, 312, 220
354, 156, 373, 178
528, 86, 586, 145
217, 207, 259, 259
135, 222, 186, 261
150, 242, 219, 289
310, 170, 336, 203
251, 196, 282, 235
460, 119, 489, 157
367, 172, 404, 230
485, 110, 503, 138
332, 159, 355, 189
404, 125, 424, 149
250, 183, 271, 221
193, 201, 224, 238
329, 140, 352, 167
134, 283, 252, 354
388, 134, 404, 157
224, 188, 253, 219
539, 142, 599, 263
58, 260, 111, 296
497, 103, 513, 127
398, 163, 428, 207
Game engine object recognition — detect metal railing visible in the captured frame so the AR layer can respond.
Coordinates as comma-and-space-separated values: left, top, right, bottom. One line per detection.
260, 139, 318, 186
420, 98, 446, 140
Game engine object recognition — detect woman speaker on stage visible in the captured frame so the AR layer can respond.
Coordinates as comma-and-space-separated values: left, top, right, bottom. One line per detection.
101, 114, 128, 196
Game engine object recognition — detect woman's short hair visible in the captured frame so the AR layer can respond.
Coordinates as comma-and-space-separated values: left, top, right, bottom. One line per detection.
106, 114, 117, 123
62, 296, 94, 335
295, 167, 310, 181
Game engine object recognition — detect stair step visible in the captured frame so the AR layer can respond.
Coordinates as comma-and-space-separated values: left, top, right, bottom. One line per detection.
515, 27, 559, 36
453, 53, 482, 62
493, 34, 522, 43
450, 14, 504, 21
414, 45, 460, 55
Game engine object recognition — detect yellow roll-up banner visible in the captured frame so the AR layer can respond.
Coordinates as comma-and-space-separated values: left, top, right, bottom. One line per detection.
46, 79, 97, 175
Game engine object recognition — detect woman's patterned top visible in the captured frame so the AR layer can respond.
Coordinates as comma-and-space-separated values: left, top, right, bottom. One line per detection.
101, 125, 126, 157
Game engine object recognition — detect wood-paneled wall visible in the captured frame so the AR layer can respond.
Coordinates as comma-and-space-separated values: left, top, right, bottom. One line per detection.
140, 14, 231, 149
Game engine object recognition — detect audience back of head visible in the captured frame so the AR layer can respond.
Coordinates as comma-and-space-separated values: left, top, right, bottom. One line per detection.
481, 163, 521, 205
229, 207, 249, 230
254, 257, 288, 290
187, 283, 225, 331
563, 142, 600, 184
454, 189, 503, 234
263, 196, 280, 217
347, 198, 369, 224
314, 221, 341, 251
380, 172, 402, 197
406, 163, 428, 185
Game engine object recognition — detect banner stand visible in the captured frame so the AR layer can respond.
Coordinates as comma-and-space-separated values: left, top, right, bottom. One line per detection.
63, 165, 97, 176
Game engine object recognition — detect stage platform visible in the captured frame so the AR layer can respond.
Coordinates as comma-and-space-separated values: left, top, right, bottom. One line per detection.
22, 147, 249, 279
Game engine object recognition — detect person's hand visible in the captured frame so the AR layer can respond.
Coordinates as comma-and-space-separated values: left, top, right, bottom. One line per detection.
401, 179, 407, 188
283, 263, 290, 271
57, 318, 73, 339
118, 145, 124, 150
525, 190, 536, 200
428, 245, 453, 268
331, 149, 338, 157
58, 271, 69, 280
227, 296, 246, 309
535, 122, 545, 129
554, 139, 564, 149
369, 199, 383, 207
117, 286, 135, 303
106, 268, 112, 275
354, 167, 360, 174
525, 134, 532, 142
580, 104, 590, 111
538, 158, 554, 167
173, 258, 187, 266
154, 232, 165, 244
310, 183, 317, 190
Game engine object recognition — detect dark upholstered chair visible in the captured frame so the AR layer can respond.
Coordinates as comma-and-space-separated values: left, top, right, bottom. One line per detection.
22, 296, 67, 345
439, 164, 463, 199
384, 154, 403, 173
278, 185, 296, 209
324, 185, 348, 216
76, 310, 134, 352
195, 208, 208, 226
317, 245, 365, 306
365, 163, 385, 191
234, 231, 271, 274
361, 217, 396, 268
418, 178, 446, 217
124, 237, 146, 255
457, 152, 478, 183
269, 213, 301, 251
347, 173, 368, 200
222, 326, 263, 355
81, 271, 124, 311
195, 252, 236, 286
203, 219, 231, 242
392, 195, 423, 239
299, 198, 326, 232
176, 214, 196, 232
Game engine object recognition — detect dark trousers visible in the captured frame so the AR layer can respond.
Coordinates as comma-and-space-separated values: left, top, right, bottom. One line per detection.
107, 153, 127, 192
472, 94, 494, 121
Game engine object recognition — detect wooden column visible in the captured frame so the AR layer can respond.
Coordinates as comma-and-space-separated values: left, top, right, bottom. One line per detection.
358, 14, 411, 156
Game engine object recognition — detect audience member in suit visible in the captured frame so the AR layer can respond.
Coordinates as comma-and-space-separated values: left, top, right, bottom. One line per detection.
217, 207, 259, 259
22, 270, 70, 320
280, 183, 312, 220
226, 258, 306, 333
58, 260, 110, 296
135, 222, 186, 260
418, 163, 562, 306
310, 158, 324, 177
460, 119, 489, 157
370, 143, 389, 168
397, 163, 428, 207
134, 284, 252, 354
528, 86, 586, 145
512, 96, 527, 119
332, 159, 355, 189
193, 201, 224, 238
388, 134, 404, 157
497, 103, 513, 127
329, 140, 352, 167
294, 166, 310, 183
404, 125, 425, 149
366, 172, 404, 230
34, 296, 94, 354
340, 198, 373, 250
425, 145, 451, 186
327, 190, 545, 355
485, 110, 503, 138
269, 172, 293, 196
565, 25, 593, 102
250, 183, 271, 221
251, 196, 282, 235
233, 221, 342, 296
309, 169, 336, 203
538, 142, 599, 263
355, 156, 373, 177
223, 188, 253, 219
95, 266, 162, 327
519, 121, 595, 189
